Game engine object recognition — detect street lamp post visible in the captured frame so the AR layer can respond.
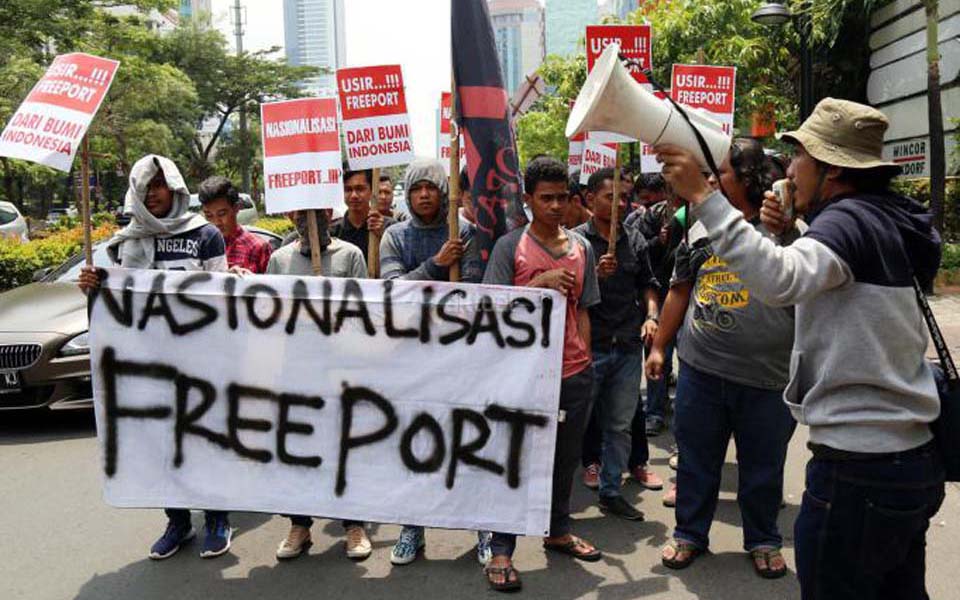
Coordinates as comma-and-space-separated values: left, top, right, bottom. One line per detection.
751, 1, 815, 120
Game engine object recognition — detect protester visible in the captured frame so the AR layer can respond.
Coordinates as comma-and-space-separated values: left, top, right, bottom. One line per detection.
632, 180, 684, 438
78, 154, 232, 560
379, 158, 486, 566
657, 99, 945, 598
575, 168, 663, 518
331, 164, 395, 263
646, 138, 798, 578
377, 173, 396, 217
625, 173, 668, 227
481, 156, 603, 592
265, 208, 371, 560
458, 166, 476, 224
197, 175, 272, 274
562, 174, 592, 229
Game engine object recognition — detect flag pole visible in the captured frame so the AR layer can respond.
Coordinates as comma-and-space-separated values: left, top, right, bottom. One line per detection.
368, 167, 381, 277
80, 135, 93, 266
307, 209, 323, 275
447, 72, 461, 283
608, 146, 621, 250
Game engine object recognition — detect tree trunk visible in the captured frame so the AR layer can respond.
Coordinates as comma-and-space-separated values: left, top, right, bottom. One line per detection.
926, 1, 946, 233
0, 158, 16, 208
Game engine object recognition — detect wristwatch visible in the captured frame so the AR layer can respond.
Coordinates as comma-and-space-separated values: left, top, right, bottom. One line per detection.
645, 315, 659, 324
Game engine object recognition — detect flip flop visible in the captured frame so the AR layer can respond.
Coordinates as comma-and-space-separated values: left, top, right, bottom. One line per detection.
750, 548, 787, 579
484, 564, 522, 592
543, 535, 602, 562
661, 539, 702, 569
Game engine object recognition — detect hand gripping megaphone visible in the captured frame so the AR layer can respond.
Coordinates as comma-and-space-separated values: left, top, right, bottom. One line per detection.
566, 43, 731, 171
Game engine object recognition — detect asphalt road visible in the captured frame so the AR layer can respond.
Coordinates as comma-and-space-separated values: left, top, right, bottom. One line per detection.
3, 297, 960, 600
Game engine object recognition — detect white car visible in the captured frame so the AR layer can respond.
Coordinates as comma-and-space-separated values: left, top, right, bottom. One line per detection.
189, 193, 259, 225
0, 201, 29, 242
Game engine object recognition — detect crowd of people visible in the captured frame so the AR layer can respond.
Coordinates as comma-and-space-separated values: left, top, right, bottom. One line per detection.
77, 98, 946, 599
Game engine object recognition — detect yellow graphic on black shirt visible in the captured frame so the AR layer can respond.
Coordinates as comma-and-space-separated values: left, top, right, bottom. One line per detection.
693, 255, 749, 331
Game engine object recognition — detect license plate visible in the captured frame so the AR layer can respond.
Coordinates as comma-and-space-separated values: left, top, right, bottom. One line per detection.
1, 371, 20, 391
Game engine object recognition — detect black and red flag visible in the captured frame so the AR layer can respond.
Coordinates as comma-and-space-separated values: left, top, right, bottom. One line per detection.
451, 0, 528, 263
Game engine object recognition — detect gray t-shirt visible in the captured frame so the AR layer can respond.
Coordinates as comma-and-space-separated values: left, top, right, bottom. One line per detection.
671, 219, 796, 390
266, 238, 368, 278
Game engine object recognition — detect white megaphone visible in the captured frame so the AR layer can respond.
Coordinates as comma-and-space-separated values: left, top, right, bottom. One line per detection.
566, 43, 731, 170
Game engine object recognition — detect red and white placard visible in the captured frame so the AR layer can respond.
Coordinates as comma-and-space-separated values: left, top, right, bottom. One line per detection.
260, 98, 344, 214
579, 134, 618, 186
337, 65, 414, 170
568, 131, 585, 176
671, 64, 737, 135
438, 92, 465, 176
0, 53, 119, 172
586, 25, 651, 84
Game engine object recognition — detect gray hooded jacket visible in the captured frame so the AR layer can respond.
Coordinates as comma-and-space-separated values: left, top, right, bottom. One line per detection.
379, 158, 481, 282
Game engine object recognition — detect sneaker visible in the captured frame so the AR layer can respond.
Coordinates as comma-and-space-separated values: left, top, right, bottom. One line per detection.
668, 453, 679, 471
476, 530, 493, 565
599, 495, 645, 521
630, 465, 664, 490
390, 525, 425, 565
200, 514, 233, 558
582, 462, 600, 490
645, 417, 665, 437
149, 520, 195, 560
663, 485, 677, 508
345, 524, 372, 560
276, 525, 311, 559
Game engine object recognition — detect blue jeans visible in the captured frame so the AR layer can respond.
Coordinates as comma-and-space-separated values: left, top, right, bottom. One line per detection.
643, 342, 673, 423
591, 349, 644, 498
795, 445, 945, 600
491, 367, 594, 557
673, 362, 795, 551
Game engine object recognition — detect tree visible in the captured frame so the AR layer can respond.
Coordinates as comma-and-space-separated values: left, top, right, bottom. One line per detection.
159, 23, 321, 183
924, 0, 946, 232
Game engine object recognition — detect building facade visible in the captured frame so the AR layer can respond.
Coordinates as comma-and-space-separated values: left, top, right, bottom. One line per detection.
283, 0, 347, 96
489, 0, 545, 96
179, 0, 212, 21
544, 0, 597, 57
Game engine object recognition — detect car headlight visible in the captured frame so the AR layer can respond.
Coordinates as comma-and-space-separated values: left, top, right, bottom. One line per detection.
59, 331, 90, 357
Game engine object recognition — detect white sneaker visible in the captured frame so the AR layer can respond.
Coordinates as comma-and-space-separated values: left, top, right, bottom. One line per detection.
345, 524, 372, 560
276, 525, 311, 559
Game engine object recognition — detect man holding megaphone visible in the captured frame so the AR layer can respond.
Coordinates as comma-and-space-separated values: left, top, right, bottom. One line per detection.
655, 99, 944, 600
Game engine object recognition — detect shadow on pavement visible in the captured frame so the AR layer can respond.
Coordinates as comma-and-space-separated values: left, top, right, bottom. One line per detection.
0, 407, 95, 445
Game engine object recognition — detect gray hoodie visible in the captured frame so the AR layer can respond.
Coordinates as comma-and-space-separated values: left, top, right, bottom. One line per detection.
693, 189, 941, 453
379, 159, 482, 282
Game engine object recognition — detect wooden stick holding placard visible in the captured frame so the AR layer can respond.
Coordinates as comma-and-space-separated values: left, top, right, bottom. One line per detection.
306, 209, 323, 275
368, 167, 381, 277
608, 147, 621, 250
447, 76, 461, 283
80, 135, 93, 266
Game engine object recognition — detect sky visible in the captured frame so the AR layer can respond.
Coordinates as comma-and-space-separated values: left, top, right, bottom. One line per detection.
210, 0, 451, 158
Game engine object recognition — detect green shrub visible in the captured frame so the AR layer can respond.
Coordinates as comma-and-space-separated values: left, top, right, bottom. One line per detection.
252, 216, 295, 236
0, 223, 117, 291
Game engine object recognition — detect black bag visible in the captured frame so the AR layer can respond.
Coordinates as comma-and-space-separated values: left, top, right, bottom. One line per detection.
913, 277, 960, 481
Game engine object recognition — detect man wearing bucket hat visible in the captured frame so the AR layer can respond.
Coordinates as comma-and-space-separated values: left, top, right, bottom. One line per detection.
655, 98, 945, 599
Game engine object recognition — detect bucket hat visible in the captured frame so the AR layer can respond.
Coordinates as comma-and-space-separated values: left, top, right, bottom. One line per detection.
778, 98, 901, 173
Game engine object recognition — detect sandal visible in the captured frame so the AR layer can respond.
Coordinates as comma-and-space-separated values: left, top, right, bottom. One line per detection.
661, 539, 702, 570
543, 535, 602, 562
750, 547, 787, 579
485, 559, 522, 592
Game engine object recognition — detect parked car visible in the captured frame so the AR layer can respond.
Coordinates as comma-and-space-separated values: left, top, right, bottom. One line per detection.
0, 226, 283, 411
188, 193, 259, 225
46, 206, 78, 225
0, 201, 29, 242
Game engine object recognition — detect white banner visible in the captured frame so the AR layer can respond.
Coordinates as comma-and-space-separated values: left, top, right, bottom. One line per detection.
579, 135, 618, 186
89, 269, 565, 535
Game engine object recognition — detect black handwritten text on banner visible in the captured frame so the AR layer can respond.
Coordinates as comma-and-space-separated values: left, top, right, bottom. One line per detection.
89, 270, 564, 535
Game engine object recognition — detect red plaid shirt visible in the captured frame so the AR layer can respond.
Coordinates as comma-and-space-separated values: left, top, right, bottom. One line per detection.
225, 226, 272, 273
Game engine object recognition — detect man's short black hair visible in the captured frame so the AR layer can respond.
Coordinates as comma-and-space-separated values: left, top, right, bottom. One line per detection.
586, 167, 616, 193
198, 175, 239, 206
342, 161, 373, 186
524, 156, 567, 195
835, 167, 897, 194
635, 173, 666, 193
459, 166, 470, 192
379, 174, 392, 184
